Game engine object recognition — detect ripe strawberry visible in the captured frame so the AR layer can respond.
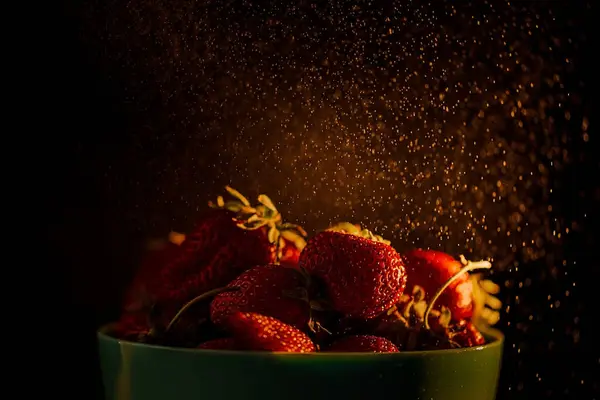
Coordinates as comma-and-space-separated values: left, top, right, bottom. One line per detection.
125, 186, 307, 317
298, 226, 407, 319
225, 312, 316, 352
210, 264, 311, 329
326, 335, 399, 353
197, 337, 238, 350
122, 235, 183, 313
403, 249, 474, 321
279, 238, 302, 267
112, 312, 150, 341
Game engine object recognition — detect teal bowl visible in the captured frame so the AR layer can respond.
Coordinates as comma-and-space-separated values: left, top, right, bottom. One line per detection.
98, 325, 504, 400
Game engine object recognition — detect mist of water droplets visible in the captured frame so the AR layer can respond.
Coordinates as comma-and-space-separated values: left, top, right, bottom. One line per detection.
81, 1, 592, 398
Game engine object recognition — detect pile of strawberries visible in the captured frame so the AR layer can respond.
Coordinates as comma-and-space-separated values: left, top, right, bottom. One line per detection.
113, 187, 502, 353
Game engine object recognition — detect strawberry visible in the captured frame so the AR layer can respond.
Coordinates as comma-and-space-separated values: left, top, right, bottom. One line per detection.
403, 249, 474, 321
225, 312, 316, 352
112, 312, 151, 341
124, 187, 307, 319
197, 337, 238, 350
210, 264, 311, 329
122, 234, 184, 313
279, 238, 302, 267
298, 225, 407, 319
326, 335, 399, 353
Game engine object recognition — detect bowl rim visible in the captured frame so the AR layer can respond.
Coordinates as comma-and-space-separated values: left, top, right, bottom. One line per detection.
97, 323, 504, 357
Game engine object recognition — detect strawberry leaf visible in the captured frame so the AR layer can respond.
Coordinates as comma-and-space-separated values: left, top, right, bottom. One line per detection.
257, 194, 278, 213
267, 225, 279, 244
224, 186, 251, 206
223, 201, 245, 212
327, 222, 361, 234
279, 223, 308, 237
280, 229, 307, 250
438, 306, 452, 328
412, 285, 426, 302
471, 273, 502, 330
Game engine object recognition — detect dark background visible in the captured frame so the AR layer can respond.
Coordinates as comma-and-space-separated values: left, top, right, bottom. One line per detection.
50, 1, 596, 399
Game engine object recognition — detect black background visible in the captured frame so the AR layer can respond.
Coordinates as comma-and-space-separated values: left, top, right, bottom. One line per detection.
50, 1, 596, 399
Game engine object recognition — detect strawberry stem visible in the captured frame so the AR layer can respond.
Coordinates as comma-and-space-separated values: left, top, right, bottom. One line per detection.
423, 257, 492, 330
165, 287, 236, 333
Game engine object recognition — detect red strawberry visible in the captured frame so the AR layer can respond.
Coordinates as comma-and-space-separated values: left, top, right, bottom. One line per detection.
298, 226, 407, 319
450, 321, 486, 347
112, 312, 150, 341
210, 264, 310, 329
403, 249, 474, 321
326, 335, 399, 353
124, 187, 307, 318
122, 236, 183, 313
225, 312, 316, 352
197, 337, 238, 350
279, 238, 302, 267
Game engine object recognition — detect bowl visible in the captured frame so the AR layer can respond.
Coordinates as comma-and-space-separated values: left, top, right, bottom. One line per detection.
97, 325, 504, 400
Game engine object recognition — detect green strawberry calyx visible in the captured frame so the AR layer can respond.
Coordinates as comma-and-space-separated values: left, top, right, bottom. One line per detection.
208, 186, 308, 260
469, 270, 502, 330
388, 285, 452, 329
423, 255, 499, 330
380, 255, 501, 350
381, 285, 457, 350
326, 222, 391, 245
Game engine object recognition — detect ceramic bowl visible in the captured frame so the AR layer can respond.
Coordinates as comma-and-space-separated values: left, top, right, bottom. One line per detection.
98, 325, 503, 400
